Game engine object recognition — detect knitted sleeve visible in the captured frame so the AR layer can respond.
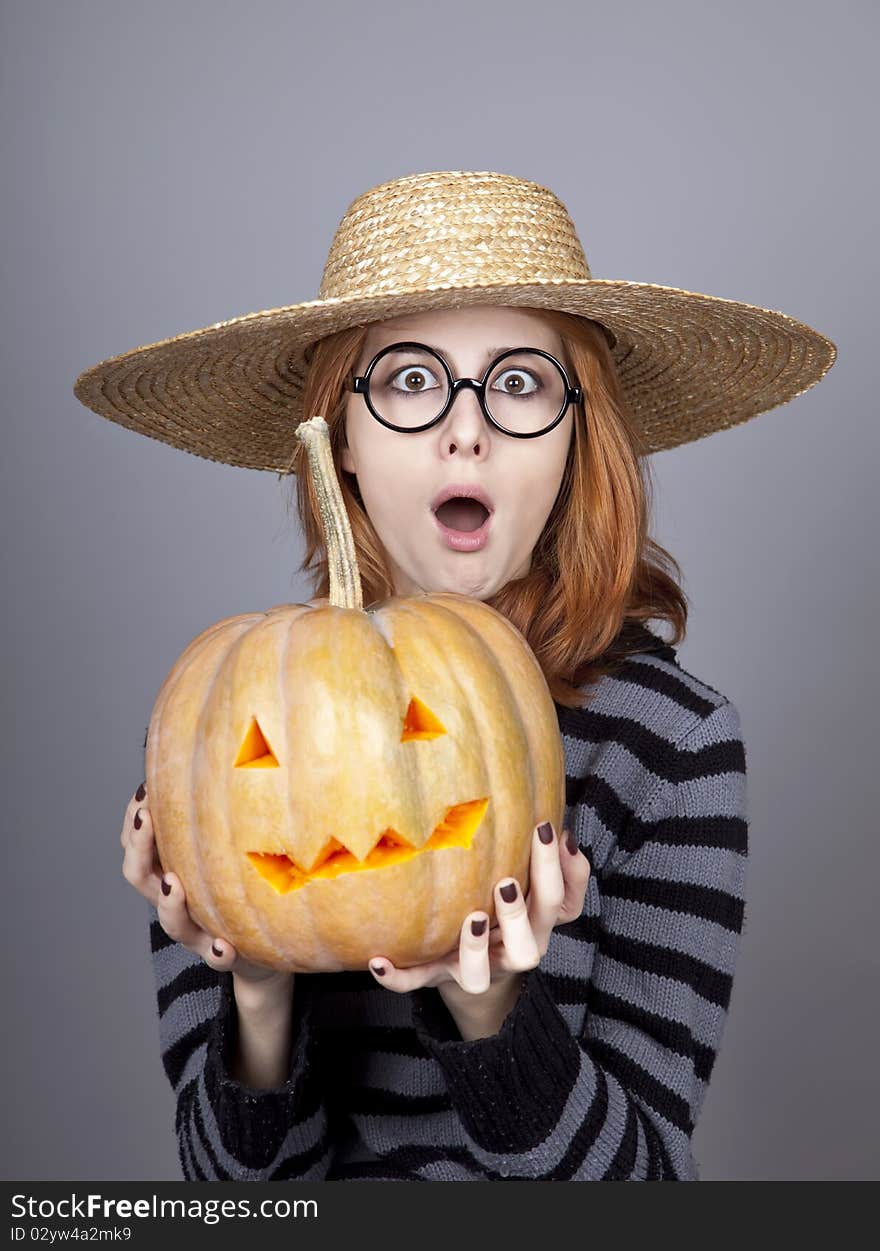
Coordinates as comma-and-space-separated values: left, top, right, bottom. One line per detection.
148, 904, 333, 1180
409, 699, 749, 1180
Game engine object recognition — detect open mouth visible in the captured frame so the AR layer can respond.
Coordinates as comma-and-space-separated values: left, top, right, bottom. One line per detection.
432, 497, 491, 532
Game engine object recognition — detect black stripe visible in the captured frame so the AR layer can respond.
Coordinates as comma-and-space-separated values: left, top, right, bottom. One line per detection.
190, 1076, 234, 1180
602, 873, 745, 932
149, 917, 175, 954
656, 1129, 679, 1179
561, 675, 718, 741
551, 1059, 609, 1179
161, 1018, 210, 1090
178, 1086, 210, 1180
545, 913, 602, 951
640, 1116, 673, 1179
181, 1123, 205, 1181
548, 935, 731, 1020
677, 736, 746, 781
604, 1099, 639, 1179
586, 983, 716, 1083
562, 709, 711, 779
623, 811, 748, 857
368, 1145, 513, 1175
157, 960, 222, 1018
271, 1128, 336, 1181
643, 1116, 662, 1179
175, 1092, 200, 1181
594, 927, 734, 1010
564, 772, 640, 846
612, 661, 717, 713
587, 1037, 693, 1135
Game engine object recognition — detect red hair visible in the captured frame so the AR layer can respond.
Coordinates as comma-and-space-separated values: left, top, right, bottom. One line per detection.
281, 309, 687, 709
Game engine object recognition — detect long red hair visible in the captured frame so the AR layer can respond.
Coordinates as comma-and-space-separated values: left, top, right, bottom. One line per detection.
280, 309, 687, 708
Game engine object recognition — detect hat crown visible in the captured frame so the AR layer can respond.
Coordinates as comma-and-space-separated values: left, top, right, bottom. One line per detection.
317, 169, 592, 301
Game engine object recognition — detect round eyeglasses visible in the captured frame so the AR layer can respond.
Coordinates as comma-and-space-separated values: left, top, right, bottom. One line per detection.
349, 341, 583, 439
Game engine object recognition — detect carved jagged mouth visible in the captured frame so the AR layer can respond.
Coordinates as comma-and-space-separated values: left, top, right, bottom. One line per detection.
247, 797, 490, 894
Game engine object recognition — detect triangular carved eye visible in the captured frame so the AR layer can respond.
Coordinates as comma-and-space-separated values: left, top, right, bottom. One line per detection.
400, 696, 447, 741
234, 716, 279, 768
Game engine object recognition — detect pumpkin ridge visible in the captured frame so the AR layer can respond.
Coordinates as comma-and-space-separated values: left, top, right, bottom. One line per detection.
222, 614, 291, 961
391, 597, 496, 948
278, 606, 318, 965
414, 596, 544, 900
188, 623, 247, 939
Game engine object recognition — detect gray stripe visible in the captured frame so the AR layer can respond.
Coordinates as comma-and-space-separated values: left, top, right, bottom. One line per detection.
157, 986, 222, 1053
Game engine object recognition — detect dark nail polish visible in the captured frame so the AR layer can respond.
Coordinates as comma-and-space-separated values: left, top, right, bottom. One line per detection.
500, 882, 518, 903
566, 830, 579, 855
471, 917, 487, 936
161, 876, 171, 896
133, 809, 142, 830
538, 821, 554, 844
211, 943, 223, 958
371, 962, 386, 976
135, 782, 146, 802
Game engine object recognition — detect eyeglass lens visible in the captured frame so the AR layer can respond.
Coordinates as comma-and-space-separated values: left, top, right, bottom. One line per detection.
366, 346, 567, 435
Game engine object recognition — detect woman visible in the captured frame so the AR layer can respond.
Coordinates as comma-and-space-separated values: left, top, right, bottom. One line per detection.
80, 170, 835, 1180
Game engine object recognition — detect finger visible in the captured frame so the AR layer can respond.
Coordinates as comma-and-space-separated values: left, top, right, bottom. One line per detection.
155, 872, 230, 969
201, 932, 242, 972
456, 912, 491, 994
494, 878, 541, 972
557, 827, 592, 923
121, 802, 163, 900
120, 781, 148, 850
367, 954, 450, 993
523, 821, 567, 946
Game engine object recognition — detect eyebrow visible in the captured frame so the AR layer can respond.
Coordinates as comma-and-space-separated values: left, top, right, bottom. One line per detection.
382, 342, 532, 363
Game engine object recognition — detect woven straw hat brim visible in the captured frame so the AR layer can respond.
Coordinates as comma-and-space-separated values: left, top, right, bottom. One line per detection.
73, 275, 837, 473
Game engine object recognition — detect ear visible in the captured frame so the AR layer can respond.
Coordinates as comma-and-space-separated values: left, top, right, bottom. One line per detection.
340, 446, 356, 475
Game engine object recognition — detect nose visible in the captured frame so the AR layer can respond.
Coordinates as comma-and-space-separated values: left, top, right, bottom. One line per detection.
444, 380, 489, 428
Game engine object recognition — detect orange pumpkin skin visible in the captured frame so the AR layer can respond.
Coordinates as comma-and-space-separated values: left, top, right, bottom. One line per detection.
146, 592, 566, 973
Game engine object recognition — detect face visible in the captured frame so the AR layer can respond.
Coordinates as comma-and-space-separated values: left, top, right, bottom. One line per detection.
340, 306, 575, 600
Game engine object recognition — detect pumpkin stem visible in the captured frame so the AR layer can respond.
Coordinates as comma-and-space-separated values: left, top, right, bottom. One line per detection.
295, 415, 363, 611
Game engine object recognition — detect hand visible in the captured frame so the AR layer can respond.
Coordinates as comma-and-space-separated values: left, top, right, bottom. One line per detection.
367, 822, 591, 1002
120, 782, 292, 991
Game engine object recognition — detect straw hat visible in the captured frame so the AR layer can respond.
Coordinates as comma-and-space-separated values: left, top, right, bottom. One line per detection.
72, 169, 837, 472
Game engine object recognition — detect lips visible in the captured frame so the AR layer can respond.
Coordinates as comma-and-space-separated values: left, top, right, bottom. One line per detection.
430, 483, 495, 532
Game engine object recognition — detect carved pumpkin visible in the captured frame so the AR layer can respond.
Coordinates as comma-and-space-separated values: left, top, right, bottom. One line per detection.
146, 417, 565, 972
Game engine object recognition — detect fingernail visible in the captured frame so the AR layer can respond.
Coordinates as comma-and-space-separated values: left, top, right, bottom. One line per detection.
537, 821, 554, 844
370, 962, 386, 976
471, 917, 487, 936
135, 782, 146, 802
500, 881, 518, 903
161, 876, 171, 896
133, 809, 142, 830
566, 830, 579, 855
211, 943, 223, 958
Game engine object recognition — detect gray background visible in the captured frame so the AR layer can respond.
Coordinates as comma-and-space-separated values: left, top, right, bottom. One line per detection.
2, 0, 876, 1181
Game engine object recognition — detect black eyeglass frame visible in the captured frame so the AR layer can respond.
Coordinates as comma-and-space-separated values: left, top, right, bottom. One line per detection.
350, 341, 584, 439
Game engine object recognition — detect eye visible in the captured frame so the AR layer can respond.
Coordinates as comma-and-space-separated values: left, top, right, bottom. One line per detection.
491, 367, 540, 397
388, 364, 443, 395
400, 695, 446, 740
234, 715, 279, 768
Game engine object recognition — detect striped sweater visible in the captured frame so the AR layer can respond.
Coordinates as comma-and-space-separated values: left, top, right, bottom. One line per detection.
148, 626, 749, 1181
